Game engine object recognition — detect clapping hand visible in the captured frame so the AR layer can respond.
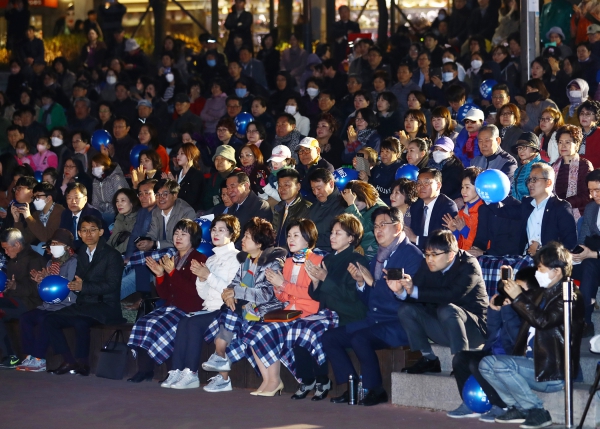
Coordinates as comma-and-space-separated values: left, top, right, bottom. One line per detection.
442, 213, 457, 231
30, 267, 48, 284
305, 259, 327, 286
191, 259, 210, 281
348, 262, 374, 287
265, 268, 285, 291
347, 125, 357, 143
160, 255, 175, 275
145, 256, 165, 276
5, 275, 16, 291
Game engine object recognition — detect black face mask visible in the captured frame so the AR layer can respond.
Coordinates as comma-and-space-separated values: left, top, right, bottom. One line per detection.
526, 92, 543, 104
482, 73, 494, 80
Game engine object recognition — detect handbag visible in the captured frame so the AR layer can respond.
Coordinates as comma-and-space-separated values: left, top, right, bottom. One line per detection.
95, 330, 129, 380
263, 309, 303, 323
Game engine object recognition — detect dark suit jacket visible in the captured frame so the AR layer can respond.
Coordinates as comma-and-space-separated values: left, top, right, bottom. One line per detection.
473, 196, 522, 256
578, 201, 600, 245
491, 195, 577, 253
178, 167, 204, 212
409, 193, 458, 250
59, 204, 109, 250
407, 250, 489, 331
56, 238, 124, 325
232, 191, 273, 248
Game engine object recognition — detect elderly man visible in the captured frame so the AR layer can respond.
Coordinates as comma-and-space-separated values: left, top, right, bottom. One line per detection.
272, 168, 312, 248
470, 124, 518, 184
296, 137, 334, 203
131, 99, 163, 140
223, 96, 243, 121
308, 168, 346, 252
392, 229, 488, 374
323, 207, 423, 406
0, 228, 46, 368
166, 93, 204, 148
68, 97, 98, 135
45, 215, 124, 376
226, 171, 272, 233
391, 64, 421, 120
59, 182, 108, 249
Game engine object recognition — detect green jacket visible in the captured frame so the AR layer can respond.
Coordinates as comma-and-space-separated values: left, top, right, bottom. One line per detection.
308, 246, 368, 325
37, 103, 67, 131
540, 0, 572, 44
344, 198, 388, 261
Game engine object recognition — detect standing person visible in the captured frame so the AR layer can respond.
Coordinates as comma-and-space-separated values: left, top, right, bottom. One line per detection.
330, 5, 360, 66
280, 34, 309, 89
224, 0, 253, 50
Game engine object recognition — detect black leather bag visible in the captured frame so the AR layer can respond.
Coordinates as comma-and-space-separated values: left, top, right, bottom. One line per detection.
584, 234, 600, 252
95, 330, 128, 380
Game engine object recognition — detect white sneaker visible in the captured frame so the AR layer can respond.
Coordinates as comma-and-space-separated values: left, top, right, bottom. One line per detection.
160, 369, 183, 388
15, 355, 34, 371
203, 374, 232, 392
202, 353, 231, 372
26, 358, 46, 372
170, 368, 200, 390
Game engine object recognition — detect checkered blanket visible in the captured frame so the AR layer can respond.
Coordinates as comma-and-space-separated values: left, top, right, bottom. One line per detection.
128, 306, 187, 365
127, 248, 177, 267
204, 309, 338, 381
477, 254, 534, 297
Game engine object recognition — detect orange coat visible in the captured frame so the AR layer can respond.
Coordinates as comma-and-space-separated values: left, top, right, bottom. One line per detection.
275, 252, 322, 317
457, 199, 484, 251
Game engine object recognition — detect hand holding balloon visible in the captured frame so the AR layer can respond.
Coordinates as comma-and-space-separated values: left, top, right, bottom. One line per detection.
5, 274, 16, 291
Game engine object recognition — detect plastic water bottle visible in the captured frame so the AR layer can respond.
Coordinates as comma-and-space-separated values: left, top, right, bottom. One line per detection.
357, 375, 364, 403
348, 374, 356, 405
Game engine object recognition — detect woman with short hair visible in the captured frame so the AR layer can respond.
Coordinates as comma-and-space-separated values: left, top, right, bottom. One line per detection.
389, 178, 419, 228
107, 188, 140, 255
342, 107, 381, 164
90, 153, 128, 225
495, 103, 524, 153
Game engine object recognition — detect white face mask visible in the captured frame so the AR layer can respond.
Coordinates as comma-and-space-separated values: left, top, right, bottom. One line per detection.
50, 245, 66, 259
306, 88, 320, 97
534, 270, 553, 288
16, 149, 25, 155
432, 151, 452, 163
33, 198, 46, 211
442, 72, 454, 82
569, 90, 582, 99
471, 60, 483, 70
37, 144, 47, 153
106, 75, 117, 85
284, 105, 297, 115
442, 57, 454, 64
92, 166, 104, 178
165, 73, 174, 83
51, 137, 63, 147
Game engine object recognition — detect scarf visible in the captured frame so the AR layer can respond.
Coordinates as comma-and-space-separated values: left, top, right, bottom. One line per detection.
275, 129, 303, 155
463, 132, 478, 159
500, 125, 512, 139
347, 128, 376, 153
292, 248, 310, 264
240, 163, 255, 177
38, 202, 55, 226
240, 254, 260, 320
174, 248, 193, 271
374, 234, 403, 281
580, 125, 597, 156
48, 248, 75, 275
552, 154, 581, 220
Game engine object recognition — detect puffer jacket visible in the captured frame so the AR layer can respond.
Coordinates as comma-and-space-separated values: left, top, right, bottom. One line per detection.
196, 242, 240, 312
107, 210, 138, 254
511, 154, 544, 200
91, 164, 128, 215
511, 278, 584, 381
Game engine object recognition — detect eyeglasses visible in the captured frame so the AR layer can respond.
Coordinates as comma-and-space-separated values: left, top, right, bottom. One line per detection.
79, 228, 99, 235
355, 117, 366, 123
539, 117, 554, 123
156, 191, 173, 198
424, 251, 448, 259
373, 221, 398, 230
580, 111, 596, 118
416, 180, 435, 188
525, 177, 549, 184
64, 164, 76, 169
13, 186, 29, 193
500, 112, 514, 117
298, 148, 312, 155
239, 153, 254, 158
464, 119, 477, 125
137, 191, 154, 197
216, 128, 230, 133
34, 194, 47, 200
246, 129, 259, 134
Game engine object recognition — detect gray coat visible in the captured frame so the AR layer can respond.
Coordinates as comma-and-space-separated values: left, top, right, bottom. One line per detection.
107, 210, 138, 254
578, 201, 600, 245
147, 198, 196, 249
38, 256, 78, 311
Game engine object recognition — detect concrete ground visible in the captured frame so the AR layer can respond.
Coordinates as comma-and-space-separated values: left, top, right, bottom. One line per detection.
1, 369, 515, 429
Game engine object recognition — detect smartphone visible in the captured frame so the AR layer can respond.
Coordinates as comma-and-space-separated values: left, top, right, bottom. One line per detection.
386, 268, 404, 280
356, 153, 365, 158
572, 245, 584, 254
429, 67, 442, 79
13, 202, 27, 209
501, 266, 513, 281
134, 236, 152, 243
355, 156, 370, 176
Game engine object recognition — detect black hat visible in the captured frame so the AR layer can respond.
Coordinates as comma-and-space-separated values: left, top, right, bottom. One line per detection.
511, 132, 540, 155
173, 93, 190, 103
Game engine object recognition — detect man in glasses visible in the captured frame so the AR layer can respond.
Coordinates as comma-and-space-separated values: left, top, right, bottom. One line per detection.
45, 215, 124, 376
390, 229, 488, 374
405, 168, 458, 251
322, 207, 423, 406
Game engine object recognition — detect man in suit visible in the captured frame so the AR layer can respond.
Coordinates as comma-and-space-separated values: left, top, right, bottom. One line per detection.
572, 169, 600, 337
323, 207, 423, 406
226, 171, 272, 238
59, 182, 108, 250
390, 229, 489, 374
308, 168, 346, 252
405, 168, 458, 250
45, 215, 124, 376
272, 169, 311, 248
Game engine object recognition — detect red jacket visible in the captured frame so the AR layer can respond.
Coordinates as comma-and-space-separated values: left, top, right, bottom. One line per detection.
156, 249, 207, 313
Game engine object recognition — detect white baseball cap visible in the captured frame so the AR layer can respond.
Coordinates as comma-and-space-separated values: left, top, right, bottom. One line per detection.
590, 334, 600, 354
267, 145, 292, 162
464, 108, 484, 122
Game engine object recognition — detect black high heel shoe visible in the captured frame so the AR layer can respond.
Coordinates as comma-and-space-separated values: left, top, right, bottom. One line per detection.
127, 371, 154, 383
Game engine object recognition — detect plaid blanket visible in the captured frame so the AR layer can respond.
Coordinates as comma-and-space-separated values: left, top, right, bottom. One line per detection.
127, 248, 177, 267
477, 254, 534, 297
128, 306, 187, 365
204, 309, 338, 381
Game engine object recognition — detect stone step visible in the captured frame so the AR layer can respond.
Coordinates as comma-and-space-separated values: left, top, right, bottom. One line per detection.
391, 371, 600, 428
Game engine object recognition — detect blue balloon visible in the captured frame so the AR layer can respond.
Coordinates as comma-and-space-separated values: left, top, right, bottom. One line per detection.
34, 171, 43, 182
91, 129, 112, 151
462, 375, 492, 413
333, 167, 359, 189
475, 169, 511, 204
395, 164, 419, 181
480, 79, 498, 101
38, 275, 69, 304
234, 112, 254, 134
197, 241, 214, 258
0, 271, 7, 293
129, 144, 147, 169
457, 103, 480, 124
195, 217, 212, 242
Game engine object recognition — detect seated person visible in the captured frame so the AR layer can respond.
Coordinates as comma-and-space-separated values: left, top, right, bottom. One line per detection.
470, 125, 518, 184
390, 229, 489, 374
45, 216, 124, 376
296, 137, 334, 204
454, 108, 484, 167
274, 113, 306, 163
479, 242, 584, 427
127, 219, 208, 383
369, 137, 404, 205
107, 188, 140, 255
323, 207, 423, 406
5, 175, 36, 232
203, 217, 287, 392
404, 168, 459, 250
447, 267, 538, 421
511, 132, 544, 201
272, 169, 312, 249
307, 168, 346, 252
16, 229, 78, 372
0, 228, 46, 368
